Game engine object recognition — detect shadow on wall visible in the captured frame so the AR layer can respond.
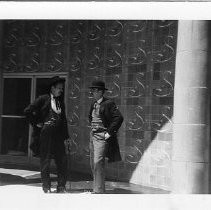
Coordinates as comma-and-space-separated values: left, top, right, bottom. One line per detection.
125, 113, 173, 191
67, 104, 174, 191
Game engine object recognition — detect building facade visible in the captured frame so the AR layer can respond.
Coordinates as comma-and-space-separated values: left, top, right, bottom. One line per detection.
0, 20, 209, 193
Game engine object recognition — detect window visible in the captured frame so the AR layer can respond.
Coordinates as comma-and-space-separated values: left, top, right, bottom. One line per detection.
0, 74, 67, 157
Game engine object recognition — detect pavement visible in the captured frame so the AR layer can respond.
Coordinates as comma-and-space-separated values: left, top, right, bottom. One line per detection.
0, 167, 210, 210
0, 167, 168, 194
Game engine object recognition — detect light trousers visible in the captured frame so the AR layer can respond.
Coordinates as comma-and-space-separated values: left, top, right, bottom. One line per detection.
90, 131, 108, 193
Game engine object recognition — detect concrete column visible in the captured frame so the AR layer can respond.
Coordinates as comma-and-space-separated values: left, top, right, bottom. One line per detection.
0, 21, 3, 153
172, 20, 211, 193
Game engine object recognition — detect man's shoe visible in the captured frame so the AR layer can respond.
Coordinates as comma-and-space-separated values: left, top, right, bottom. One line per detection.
57, 186, 67, 193
82, 191, 103, 194
43, 188, 51, 193
92, 192, 104, 194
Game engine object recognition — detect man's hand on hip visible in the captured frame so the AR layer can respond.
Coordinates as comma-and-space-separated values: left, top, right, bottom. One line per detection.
105, 132, 111, 140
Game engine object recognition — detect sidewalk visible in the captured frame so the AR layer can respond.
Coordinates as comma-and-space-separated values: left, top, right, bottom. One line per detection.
0, 167, 168, 194
0, 167, 210, 210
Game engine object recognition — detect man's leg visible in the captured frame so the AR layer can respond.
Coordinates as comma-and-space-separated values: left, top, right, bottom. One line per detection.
90, 132, 108, 193
40, 125, 53, 193
54, 152, 68, 193
40, 157, 51, 192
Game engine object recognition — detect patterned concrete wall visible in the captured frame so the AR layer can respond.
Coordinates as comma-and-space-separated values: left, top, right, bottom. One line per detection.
2, 20, 177, 190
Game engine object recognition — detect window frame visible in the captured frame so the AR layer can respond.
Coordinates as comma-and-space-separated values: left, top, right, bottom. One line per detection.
0, 72, 68, 163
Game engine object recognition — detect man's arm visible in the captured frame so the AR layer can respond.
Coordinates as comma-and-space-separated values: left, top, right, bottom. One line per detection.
24, 95, 45, 126
106, 101, 124, 137
88, 102, 95, 123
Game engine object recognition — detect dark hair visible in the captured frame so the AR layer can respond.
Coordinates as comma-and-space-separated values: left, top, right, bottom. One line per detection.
49, 76, 65, 88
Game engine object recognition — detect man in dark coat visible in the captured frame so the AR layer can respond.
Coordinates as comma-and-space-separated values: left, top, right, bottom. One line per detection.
24, 76, 69, 193
88, 80, 124, 193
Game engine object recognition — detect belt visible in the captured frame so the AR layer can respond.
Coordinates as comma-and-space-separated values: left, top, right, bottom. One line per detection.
44, 117, 58, 126
91, 124, 107, 133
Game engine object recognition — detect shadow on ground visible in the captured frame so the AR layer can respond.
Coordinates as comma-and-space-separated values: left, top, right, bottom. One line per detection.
0, 169, 169, 194
0, 171, 92, 185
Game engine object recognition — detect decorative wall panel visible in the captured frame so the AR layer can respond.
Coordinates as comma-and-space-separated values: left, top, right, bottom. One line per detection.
2, 20, 177, 190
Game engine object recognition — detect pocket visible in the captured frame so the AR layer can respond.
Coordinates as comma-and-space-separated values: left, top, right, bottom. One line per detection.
92, 132, 106, 141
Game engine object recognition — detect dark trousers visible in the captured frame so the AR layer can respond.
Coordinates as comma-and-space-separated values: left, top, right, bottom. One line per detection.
40, 153, 67, 189
40, 124, 67, 189
90, 131, 108, 193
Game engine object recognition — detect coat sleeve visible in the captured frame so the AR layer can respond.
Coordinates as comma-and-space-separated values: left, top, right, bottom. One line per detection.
88, 102, 95, 123
107, 102, 124, 136
24, 95, 45, 126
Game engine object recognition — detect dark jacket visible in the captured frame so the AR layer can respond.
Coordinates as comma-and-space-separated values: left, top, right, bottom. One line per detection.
24, 94, 69, 155
89, 97, 124, 163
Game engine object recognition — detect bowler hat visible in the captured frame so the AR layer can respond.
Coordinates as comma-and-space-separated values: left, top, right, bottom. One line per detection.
89, 80, 108, 90
49, 76, 65, 87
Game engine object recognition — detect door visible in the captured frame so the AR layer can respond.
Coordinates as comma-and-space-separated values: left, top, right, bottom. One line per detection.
0, 74, 67, 160
1, 78, 32, 156
35, 78, 51, 98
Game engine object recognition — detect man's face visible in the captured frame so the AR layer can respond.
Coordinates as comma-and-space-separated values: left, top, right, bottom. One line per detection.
91, 88, 103, 101
51, 83, 64, 97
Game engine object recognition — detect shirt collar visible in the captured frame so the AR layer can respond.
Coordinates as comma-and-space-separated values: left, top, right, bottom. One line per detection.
50, 94, 54, 100
97, 97, 103, 104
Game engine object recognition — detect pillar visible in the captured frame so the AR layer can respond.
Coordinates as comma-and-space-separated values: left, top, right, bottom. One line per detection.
172, 20, 211, 193
0, 21, 3, 153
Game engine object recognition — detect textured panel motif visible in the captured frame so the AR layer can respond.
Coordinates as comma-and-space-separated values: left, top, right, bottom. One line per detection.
70, 21, 85, 44
123, 20, 176, 190
69, 48, 84, 73
152, 35, 175, 63
48, 24, 65, 46
125, 138, 144, 164
127, 72, 145, 97
3, 21, 21, 72
4, 21, 22, 48
2, 20, 177, 190
88, 23, 104, 41
69, 77, 81, 99
106, 20, 123, 38
48, 51, 64, 72
106, 74, 121, 98
25, 25, 41, 47
23, 23, 42, 72
24, 52, 40, 72
87, 46, 101, 70
45, 23, 66, 72
153, 70, 174, 97
127, 106, 145, 131
127, 42, 147, 65
106, 44, 122, 68
3, 53, 18, 72
152, 21, 176, 99
126, 20, 147, 34
68, 105, 80, 127
152, 106, 173, 133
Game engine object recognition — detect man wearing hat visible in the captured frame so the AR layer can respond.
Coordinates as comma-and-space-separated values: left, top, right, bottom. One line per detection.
24, 76, 69, 193
88, 80, 124, 193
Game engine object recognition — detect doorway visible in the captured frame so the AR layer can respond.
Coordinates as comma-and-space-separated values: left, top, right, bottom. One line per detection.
1, 78, 31, 156
0, 73, 68, 162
